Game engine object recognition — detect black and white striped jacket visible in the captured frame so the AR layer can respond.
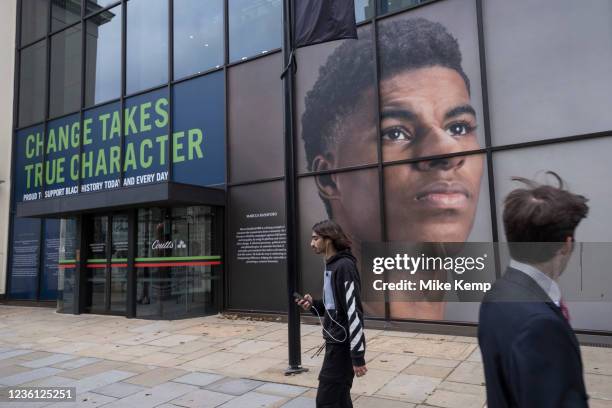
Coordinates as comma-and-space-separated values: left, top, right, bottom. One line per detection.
310, 249, 366, 367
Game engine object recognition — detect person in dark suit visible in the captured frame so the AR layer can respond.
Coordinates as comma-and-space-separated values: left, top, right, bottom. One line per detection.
478, 172, 590, 408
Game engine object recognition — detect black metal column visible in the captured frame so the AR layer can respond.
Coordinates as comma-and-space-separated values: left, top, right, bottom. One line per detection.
282, 0, 306, 375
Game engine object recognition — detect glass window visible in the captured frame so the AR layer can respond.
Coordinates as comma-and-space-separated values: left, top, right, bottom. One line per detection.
298, 169, 382, 317
378, 0, 428, 15
21, 0, 48, 46
15, 125, 44, 202
50, 25, 82, 118
377, 0, 484, 162
85, 4, 121, 106
492, 139, 612, 332
57, 218, 78, 313
126, 0, 168, 94
86, 0, 119, 15
228, 0, 282, 62
484, 0, 612, 145
52, 0, 82, 32
82, 101, 121, 190
19, 41, 47, 127
174, 0, 224, 79
228, 53, 283, 183
123, 88, 169, 183
172, 72, 225, 188
41, 219, 61, 300
355, 0, 374, 22
296, 25, 375, 173
45, 113, 81, 193
383, 153, 491, 243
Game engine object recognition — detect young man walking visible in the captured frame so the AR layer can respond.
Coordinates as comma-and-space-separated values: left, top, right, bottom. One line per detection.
296, 220, 367, 408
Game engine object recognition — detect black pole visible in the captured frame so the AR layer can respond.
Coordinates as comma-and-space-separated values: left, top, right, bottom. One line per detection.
283, 0, 307, 375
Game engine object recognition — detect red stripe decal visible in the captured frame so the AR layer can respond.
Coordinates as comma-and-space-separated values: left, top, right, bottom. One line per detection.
135, 261, 222, 267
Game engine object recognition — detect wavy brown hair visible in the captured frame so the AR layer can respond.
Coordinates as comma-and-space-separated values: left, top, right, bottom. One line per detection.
312, 220, 352, 251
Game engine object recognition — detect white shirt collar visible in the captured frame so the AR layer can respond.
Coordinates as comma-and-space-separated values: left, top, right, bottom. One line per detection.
509, 259, 562, 306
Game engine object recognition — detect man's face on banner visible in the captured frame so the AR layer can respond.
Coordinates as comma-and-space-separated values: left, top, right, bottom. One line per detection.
313, 65, 483, 244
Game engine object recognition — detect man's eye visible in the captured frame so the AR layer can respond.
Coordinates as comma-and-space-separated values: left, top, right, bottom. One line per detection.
382, 127, 412, 141
446, 122, 474, 136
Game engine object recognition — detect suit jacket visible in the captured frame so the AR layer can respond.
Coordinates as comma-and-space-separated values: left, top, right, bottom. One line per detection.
478, 267, 588, 408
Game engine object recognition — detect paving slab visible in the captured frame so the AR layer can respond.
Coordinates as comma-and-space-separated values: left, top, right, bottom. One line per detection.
205, 378, 266, 396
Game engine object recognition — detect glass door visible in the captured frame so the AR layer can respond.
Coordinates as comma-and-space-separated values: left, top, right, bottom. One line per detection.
84, 213, 129, 314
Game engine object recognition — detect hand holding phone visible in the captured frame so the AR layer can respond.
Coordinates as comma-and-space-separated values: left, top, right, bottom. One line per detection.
294, 292, 312, 310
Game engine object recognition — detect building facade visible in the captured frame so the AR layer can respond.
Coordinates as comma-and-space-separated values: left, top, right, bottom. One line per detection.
4, 0, 612, 333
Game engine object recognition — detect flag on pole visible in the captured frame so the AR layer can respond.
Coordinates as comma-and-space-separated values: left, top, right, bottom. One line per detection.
294, 0, 357, 48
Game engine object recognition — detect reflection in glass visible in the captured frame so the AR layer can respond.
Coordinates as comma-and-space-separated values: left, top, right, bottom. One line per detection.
126, 0, 168, 94
174, 0, 224, 79
110, 214, 128, 313
19, 41, 47, 126
52, 0, 81, 32
378, 0, 427, 15
57, 218, 77, 313
85, 5, 121, 106
86, 215, 107, 312
137, 206, 218, 318
229, 0, 282, 62
21, 0, 48, 45
50, 25, 82, 118
86, 0, 119, 15
355, 0, 374, 22
229, 54, 283, 183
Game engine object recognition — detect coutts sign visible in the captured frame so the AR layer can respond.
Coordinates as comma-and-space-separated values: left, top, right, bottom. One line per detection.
151, 240, 186, 250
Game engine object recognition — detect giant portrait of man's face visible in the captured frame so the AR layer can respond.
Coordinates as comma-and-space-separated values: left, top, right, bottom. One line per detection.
297, 1, 491, 321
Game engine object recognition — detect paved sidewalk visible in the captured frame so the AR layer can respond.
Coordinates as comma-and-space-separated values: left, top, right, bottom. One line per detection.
0, 306, 610, 407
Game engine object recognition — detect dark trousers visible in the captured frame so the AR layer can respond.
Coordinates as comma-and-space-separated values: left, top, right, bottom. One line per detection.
316, 343, 355, 408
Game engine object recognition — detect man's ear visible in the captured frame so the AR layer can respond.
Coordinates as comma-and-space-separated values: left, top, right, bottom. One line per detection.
312, 154, 340, 200
558, 236, 574, 256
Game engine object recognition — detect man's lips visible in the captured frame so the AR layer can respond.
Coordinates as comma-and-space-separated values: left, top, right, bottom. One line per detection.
415, 181, 471, 209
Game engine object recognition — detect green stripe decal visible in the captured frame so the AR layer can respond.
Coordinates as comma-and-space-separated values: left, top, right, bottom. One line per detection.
59, 259, 76, 264
86, 258, 128, 263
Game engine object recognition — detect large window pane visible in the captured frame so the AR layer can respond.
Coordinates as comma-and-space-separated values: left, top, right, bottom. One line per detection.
229, 0, 281, 62
383, 154, 491, 323
123, 88, 169, 183
19, 41, 47, 127
50, 25, 82, 118
355, 0, 374, 22
228, 54, 282, 183
52, 0, 81, 32
15, 125, 44, 202
174, 0, 224, 79
484, 0, 612, 144
298, 169, 382, 317
126, 0, 168, 94
172, 72, 225, 188
377, 0, 484, 162
21, 0, 48, 45
85, 5, 121, 106
296, 25, 375, 173
378, 0, 428, 15
493, 138, 612, 332
86, 0, 118, 15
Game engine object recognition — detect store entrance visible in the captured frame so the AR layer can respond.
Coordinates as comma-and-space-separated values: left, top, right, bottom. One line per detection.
81, 205, 222, 318
84, 213, 129, 315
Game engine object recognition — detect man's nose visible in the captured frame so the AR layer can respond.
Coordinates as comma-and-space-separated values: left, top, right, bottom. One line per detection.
411, 128, 466, 172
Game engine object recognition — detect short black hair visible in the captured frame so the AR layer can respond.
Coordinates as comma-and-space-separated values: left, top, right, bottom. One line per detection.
301, 17, 470, 172
503, 172, 589, 263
